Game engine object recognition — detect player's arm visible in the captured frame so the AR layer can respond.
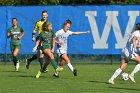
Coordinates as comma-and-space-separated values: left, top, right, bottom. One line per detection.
72, 30, 90, 35
7, 32, 11, 38
51, 30, 56, 53
51, 38, 56, 53
18, 28, 25, 40
32, 33, 41, 52
7, 29, 12, 38
32, 22, 38, 41
132, 36, 137, 52
32, 40, 40, 52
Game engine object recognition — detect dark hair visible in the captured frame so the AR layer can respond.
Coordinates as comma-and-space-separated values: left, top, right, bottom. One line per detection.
12, 18, 17, 22
135, 23, 140, 30
42, 10, 48, 15
63, 19, 72, 27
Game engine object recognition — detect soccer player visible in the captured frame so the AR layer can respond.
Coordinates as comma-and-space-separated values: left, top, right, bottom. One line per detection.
32, 22, 63, 78
108, 23, 140, 84
26, 10, 50, 71
7, 18, 24, 71
54, 20, 90, 77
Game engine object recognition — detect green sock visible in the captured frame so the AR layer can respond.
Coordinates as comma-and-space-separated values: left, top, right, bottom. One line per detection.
14, 55, 19, 62
13, 56, 16, 66
50, 59, 58, 69
13, 55, 20, 66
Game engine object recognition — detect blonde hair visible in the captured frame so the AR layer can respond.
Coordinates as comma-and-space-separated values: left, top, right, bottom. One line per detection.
42, 22, 52, 31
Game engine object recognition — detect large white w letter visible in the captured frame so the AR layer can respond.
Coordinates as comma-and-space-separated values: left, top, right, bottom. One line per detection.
85, 11, 139, 49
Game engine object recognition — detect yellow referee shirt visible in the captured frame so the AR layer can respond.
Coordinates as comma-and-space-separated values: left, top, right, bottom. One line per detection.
34, 19, 49, 34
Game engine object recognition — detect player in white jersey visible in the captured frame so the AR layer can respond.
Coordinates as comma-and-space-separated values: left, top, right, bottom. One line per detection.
108, 23, 140, 84
53, 20, 89, 77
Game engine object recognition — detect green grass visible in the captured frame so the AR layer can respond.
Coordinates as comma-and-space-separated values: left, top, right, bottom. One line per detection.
0, 63, 140, 93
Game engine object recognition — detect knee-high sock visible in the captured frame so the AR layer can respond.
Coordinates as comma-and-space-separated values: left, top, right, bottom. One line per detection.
13, 55, 20, 66
130, 64, 140, 77
50, 59, 58, 69
67, 63, 74, 72
110, 68, 122, 81
13, 57, 16, 66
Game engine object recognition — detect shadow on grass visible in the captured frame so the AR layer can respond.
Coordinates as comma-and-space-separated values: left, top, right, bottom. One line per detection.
110, 87, 140, 91
88, 80, 108, 84
1, 70, 26, 73
8, 75, 47, 78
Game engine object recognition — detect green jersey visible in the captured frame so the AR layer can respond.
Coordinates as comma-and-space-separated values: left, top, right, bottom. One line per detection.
7, 26, 24, 45
39, 30, 55, 49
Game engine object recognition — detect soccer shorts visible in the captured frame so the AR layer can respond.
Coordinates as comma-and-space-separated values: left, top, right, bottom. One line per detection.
41, 45, 51, 51
57, 49, 67, 56
10, 44, 21, 52
121, 48, 138, 60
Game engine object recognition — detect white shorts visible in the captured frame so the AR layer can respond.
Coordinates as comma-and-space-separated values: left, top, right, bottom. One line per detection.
57, 49, 67, 56
121, 48, 138, 60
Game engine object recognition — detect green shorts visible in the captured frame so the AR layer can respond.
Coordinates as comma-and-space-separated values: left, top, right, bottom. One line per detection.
10, 44, 21, 52
41, 45, 51, 51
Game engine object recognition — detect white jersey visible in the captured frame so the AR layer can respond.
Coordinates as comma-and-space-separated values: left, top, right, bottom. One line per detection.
125, 30, 140, 52
55, 29, 74, 51
121, 30, 140, 59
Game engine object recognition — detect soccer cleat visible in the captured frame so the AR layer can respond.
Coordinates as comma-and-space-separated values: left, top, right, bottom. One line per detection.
53, 73, 59, 78
73, 69, 77, 76
129, 75, 136, 83
56, 67, 63, 73
25, 59, 30, 69
36, 71, 42, 78
108, 79, 115, 84
42, 69, 49, 73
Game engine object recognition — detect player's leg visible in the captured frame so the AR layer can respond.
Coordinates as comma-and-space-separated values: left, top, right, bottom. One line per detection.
53, 58, 65, 77
26, 36, 40, 69
26, 53, 39, 69
108, 58, 128, 84
61, 54, 77, 76
57, 49, 65, 67
59, 58, 65, 67
12, 45, 20, 71
42, 55, 50, 72
38, 49, 44, 69
36, 49, 63, 78
44, 49, 59, 69
129, 55, 140, 83
11, 44, 16, 66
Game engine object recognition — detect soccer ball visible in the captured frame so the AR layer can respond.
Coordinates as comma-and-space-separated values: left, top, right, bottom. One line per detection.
121, 73, 129, 81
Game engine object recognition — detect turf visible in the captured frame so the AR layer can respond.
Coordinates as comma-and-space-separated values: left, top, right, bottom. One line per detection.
0, 63, 140, 93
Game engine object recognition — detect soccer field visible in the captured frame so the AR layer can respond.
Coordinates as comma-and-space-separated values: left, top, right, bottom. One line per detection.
0, 63, 140, 93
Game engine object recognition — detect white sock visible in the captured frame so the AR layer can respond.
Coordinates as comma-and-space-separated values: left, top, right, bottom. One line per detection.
110, 68, 122, 81
16, 62, 19, 69
67, 63, 74, 72
130, 64, 140, 77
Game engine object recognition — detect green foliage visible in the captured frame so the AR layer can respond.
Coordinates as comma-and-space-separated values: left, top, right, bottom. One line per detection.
0, 0, 20, 5
0, 0, 140, 5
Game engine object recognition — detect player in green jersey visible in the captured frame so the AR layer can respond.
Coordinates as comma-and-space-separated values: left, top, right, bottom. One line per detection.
26, 10, 50, 72
32, 22, 63, 78
7, 18, 24, 71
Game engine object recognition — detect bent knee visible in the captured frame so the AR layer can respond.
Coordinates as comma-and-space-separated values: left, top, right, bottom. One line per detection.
13, 53, 18, 56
